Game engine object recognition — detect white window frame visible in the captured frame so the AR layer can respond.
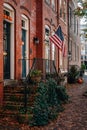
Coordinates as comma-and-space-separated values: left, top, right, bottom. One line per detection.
21, 14, 29, 76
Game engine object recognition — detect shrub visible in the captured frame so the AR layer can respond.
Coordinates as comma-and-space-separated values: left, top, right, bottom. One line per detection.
68, 65, 79, 83
32, 82, 49, 126
81, 64, 86, 71
56, 85, 69, 103
32, 79, 69, 126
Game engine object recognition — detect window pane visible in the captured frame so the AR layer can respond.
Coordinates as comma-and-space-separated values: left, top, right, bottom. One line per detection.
51, 0, 56, 10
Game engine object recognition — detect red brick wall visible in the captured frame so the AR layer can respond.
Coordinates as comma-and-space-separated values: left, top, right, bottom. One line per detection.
58, 0, 68, 71
0, 0, 37, 105
0, 0, 3, 105
35, 0, 59, 70
3, 0, 37, 78
36, 0, 43, 58
1, 0, 61, 78
29, 0, 37, 60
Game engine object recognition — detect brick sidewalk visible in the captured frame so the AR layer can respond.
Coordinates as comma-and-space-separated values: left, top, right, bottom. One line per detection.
0, 83, 87, 130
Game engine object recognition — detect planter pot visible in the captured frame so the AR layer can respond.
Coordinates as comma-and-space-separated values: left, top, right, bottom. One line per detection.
77, 78, 83, 84
31, 76, 41, 82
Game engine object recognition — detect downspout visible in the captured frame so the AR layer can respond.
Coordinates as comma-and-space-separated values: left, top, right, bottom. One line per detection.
57, 0, 59, 71
67, 0, 70, 81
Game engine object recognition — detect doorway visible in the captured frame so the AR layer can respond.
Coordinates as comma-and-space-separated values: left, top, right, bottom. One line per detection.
22, 29, 26, 78
3, 21, 11, 79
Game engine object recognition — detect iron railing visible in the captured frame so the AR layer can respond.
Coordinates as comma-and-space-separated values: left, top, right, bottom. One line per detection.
18, 58, 58, 82
18, 58, 59, 113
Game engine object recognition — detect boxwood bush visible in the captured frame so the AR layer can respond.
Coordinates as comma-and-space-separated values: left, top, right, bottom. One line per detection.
31, 78, 69, 126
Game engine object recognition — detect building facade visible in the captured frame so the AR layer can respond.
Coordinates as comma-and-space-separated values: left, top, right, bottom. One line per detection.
58, 0, 68, 72
0, 0, 68, 105
80, 18, 87, 68
0, 0, 81, 105
68, 0, 81, 68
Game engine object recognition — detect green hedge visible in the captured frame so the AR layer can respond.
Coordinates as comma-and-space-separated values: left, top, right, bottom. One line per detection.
32, 78, 69, 126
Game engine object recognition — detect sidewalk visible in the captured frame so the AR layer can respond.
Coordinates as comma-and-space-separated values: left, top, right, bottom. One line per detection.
0, 82, 87, 130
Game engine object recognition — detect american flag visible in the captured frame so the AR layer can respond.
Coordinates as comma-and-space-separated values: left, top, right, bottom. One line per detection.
49, 25, 64, 50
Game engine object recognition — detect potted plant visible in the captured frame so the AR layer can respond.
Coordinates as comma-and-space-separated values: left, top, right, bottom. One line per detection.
30, 69, 42, 82
68, 65, 79, 84
80, 64, 86, 77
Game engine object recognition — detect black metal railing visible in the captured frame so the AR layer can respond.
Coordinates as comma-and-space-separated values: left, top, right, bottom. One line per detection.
18, 58, 59, 113
18, 58, 58, 82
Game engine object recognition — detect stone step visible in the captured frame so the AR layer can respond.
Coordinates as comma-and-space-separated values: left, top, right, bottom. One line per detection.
2, 83, 37, 121
4, 93, 24, 97
4, 86, 24, 91
3, 101, 24, 106
3, 95, 24, 102
4, 79, 18, 86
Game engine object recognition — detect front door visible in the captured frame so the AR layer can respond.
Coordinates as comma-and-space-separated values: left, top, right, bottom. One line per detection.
22, 29, 26, 78
3, 21, 10, 79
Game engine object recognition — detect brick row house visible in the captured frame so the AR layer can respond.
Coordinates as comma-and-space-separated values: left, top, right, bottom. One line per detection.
0, 0, 80, 105
68, 0, 81, 68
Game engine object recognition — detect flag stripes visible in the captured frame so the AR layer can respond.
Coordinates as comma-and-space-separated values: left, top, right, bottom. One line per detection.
49, 25, 64, 51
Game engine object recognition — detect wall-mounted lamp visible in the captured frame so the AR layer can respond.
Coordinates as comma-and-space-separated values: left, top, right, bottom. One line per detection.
33, 37, 39, 44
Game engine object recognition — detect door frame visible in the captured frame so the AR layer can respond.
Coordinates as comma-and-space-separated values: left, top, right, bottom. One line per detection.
3, 3, 14, 79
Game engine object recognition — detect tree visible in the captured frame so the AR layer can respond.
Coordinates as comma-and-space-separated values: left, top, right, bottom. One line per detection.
74, 0, 87, 40
74, 0, 87, 17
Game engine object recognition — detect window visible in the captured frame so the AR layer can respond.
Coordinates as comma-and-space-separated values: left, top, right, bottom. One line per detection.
77, 20, 78, 35
22, 20, 25, 28
45, 0, 50, 5
85, 44, 87, 55
74, 15, 76, 33
77, 46, 79, 61
59, 0, 67, 22
69, 7, 72, 27
45, 26, 50, 44
45, 25, 51, 72
81, 56, 83, 60
52, 43, 55, 60
4, 10, 10, 16
51, 0, 56, 11
75, 43, 77, 61
69, 40, 72, 60
21, 15, 29, 78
